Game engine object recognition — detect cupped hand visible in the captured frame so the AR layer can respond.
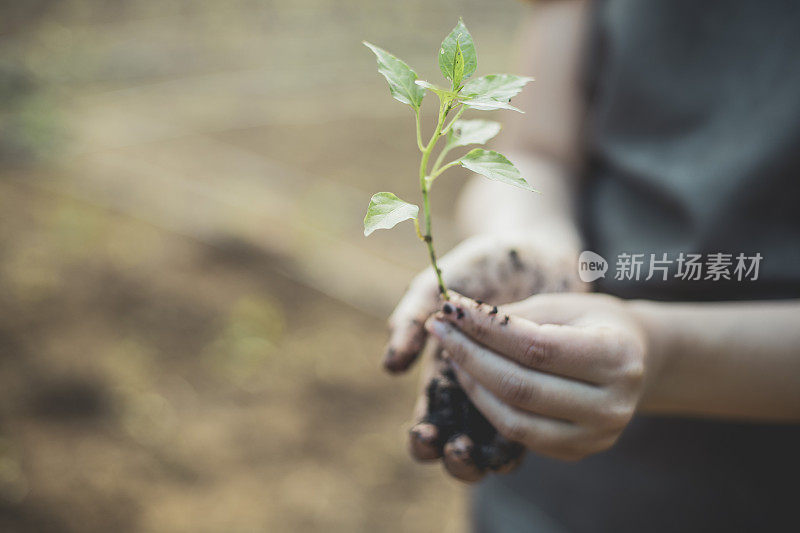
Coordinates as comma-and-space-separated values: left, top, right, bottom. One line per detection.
383, 232, 583, 373
426, 291, 656, 468
396, 234, 585, 480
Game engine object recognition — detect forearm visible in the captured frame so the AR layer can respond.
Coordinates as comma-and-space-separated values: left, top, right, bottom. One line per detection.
633, 299, 800, 421
456, 152, 581, 249
456, 0, 588, 249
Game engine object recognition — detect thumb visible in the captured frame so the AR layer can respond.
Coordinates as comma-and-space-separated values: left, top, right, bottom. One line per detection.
383, 272, 441, 373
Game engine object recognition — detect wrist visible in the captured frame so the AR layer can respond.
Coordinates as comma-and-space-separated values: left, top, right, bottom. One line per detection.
462, 216, 581, 248
627, 299, 676, 412
455, 151, 580, 246
467, 224, 582, 258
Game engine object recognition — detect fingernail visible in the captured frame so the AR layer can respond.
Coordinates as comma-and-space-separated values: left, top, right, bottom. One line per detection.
410, 423, 437, 445
443, 435, 485, 482
449, 435, 472, 459
427, 320, 449, 339
382, 347, 407, 373
383, 357, 404, 373
409, 423, 441, 461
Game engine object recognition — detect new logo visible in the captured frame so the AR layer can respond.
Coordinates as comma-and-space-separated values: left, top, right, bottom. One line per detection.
578, 251, 608, 283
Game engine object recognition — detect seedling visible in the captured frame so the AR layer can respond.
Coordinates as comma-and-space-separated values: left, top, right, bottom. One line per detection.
363, 19, 536, 299
363, 20, 533, 473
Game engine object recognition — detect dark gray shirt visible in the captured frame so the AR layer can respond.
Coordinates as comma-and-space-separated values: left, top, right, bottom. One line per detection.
476, 0, 800, 531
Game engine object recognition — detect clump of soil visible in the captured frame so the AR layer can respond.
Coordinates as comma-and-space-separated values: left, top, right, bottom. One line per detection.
423, 367, 523, 471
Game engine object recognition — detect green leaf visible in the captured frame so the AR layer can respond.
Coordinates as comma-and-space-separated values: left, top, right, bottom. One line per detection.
461, 74, 534, 101
363, 192, 419, 236
439, 19, 477, 87
363, 41, 425, 110
461, 96, 524, 113
446, 119, 501, 148
458, 149, 537, 192
452, 40, 465, 88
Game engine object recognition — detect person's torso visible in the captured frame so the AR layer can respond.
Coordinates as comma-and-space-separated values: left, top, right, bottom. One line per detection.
477, 1, 800, 531
581, 0, 800, 301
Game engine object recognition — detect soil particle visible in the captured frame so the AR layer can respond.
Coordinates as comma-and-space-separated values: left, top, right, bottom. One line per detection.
455, 307, 465, 320
489, 306, 498, 315
508, 249, 524, 271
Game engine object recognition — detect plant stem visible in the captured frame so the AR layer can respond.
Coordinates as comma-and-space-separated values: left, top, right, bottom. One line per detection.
427, 103, 464, 186
418, 100, 450, 299
440, 105, 465, 136
413, 218, 424, 241
414, 107, 425, 151
431, 145, 451, 176
428, 160, 460, 182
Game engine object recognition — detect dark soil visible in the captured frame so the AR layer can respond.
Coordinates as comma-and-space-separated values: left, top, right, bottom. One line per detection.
423, 368, 524, 471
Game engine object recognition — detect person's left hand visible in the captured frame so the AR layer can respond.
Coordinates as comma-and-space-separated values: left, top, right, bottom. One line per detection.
426, 291, 657, 467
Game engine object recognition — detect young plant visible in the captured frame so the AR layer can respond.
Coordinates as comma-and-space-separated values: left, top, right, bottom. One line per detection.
363, 19, 536, 299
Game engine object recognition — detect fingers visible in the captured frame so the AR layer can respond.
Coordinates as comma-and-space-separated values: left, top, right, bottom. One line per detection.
409, 423, 441, 461
409, 356, 526, 478
450, 363, 584, 460
407, 342, 501, 480
482, 435, 525, 474
442, 435, 485, 482
384, 274, 440, 373
403, 301, 550, 478
427, 320, 605, 422
439, 293, 611, 384
409, 342, 444, 462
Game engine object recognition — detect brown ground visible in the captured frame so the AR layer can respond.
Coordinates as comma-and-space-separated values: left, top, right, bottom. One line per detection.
0, 1, 526, 531
0, 179, 467, 532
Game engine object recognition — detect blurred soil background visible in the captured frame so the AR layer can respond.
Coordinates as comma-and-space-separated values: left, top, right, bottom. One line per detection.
0, 1, 527, 531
